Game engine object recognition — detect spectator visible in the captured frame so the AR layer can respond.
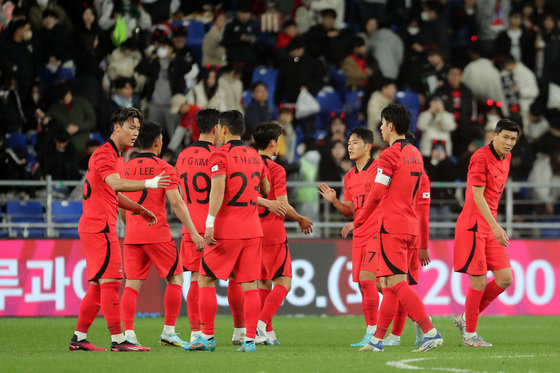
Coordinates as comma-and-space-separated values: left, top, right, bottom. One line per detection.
420, 48, 448, 100
416, 1, 448, 55
535, 111, 560, 157
202, 13, 227, 67
398, 17, 427, 91
311, 0, 345, 30
318, 114, 347, 151
475, 0, 510, 55
167, 94, 201, 152
274, 20, 298, 64
42, 129, 80, 180
244, 81, 272, 140
276, 106, 297, 165
526, 102, 550, 144
319, 139, 353, 183
28, 0, 71, 31
275, 37, 325, 135
305, 8, 352, 68
509, 124, 535, 183
46, 84, 96, 158
0, 67, 28, 133
98, 77, 137, 139
341, 36, 373, 89
494, 10, 536, 71
97, 0, 152, 39
221, 3, 259, 87
294, 0, 313, 34
37, 9, 74, 83
499, 55, 539, 126
295, 139, 321, 230
361, 0, 387, 24
417, 96, 456, 156
367, 77, 396, 146
171, 25, 198, 91
364, 17, 403, 80
218, 65, 244, 112
105, 38, 144, 92
447, 0, 477, 65
529, 148, 560, 215
536, 14, 560, 81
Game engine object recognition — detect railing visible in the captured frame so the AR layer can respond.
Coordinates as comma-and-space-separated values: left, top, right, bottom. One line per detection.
0, 177, 559, 238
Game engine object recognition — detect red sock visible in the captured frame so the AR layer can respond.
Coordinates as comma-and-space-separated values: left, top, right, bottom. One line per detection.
121, 287, 138, 331
100, 281, 122, 335
465, 287, 484, 333
228, 280, 245, 328
199, 286, 217, 336
259, 285, 288, 327
164, 283, 183, 326
479, 280, 504, 313
258, 288, 271, 309
243, 289, 261, 339
360, 281, 379, 326
373, 288, 397, 340
392, 282, 434, 333
76, 283, 100, 333
390, 301, 408, 336
187, 281, 200, 332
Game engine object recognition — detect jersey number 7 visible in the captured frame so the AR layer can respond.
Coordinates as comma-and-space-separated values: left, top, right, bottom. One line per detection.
410, 172, 421, 206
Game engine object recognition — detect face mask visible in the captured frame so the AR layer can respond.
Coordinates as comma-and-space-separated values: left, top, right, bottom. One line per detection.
407, 27, 420, 35
24, 30, 33, 41
37, 0, 48, 6
487, 114, 500, 124
421, 11, 430, 21
157, 47, 168, 59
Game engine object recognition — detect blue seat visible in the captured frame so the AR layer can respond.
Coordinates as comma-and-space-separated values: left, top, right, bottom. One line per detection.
5, 132, 27, 153
396, 90, 420, 133
6, 200, 45, 237
242, 90, 252, 107
89, 132, 105, 145
186, 19, 205, 65
315, 88, 343, 129
328, 67, 347, 103
252, 67, 278, 108
52, 201, 82, 238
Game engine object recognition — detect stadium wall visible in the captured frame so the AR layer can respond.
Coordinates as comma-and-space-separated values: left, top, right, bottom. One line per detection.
0, 239, 557, 317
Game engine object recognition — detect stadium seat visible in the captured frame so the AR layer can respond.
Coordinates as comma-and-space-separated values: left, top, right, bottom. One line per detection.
6, 200, 45, 238
242, 90, 252, 107
52, 201, 82, 238
315, 88, 343, 128
252, 67, 278, 108
328, 67, 347, 103
186, 19, 205, 65
5, 132, 27, 153
395, 90, 420, 134
345, 90, 365, 129
89, 132, 105, 145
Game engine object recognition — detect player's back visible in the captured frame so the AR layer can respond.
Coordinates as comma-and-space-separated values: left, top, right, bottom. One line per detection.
378, 139, 424, 235
210, 140, 265, 239
120, 153, 177, 244
176, 140, 215, 235
79, 140, 120, 234
258, 156, 287, 244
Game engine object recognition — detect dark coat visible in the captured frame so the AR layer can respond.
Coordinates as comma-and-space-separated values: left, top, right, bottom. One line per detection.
274, 54, 324, 105
221, 18, 258, 65
493, 29, 536, 70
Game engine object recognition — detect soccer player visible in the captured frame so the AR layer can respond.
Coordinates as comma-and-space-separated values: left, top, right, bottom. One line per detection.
119, 121, 205, 348
318, 128, 381, 347
70, 107, 169, 352
342, 103, 443, 352
453, 119, 519, 347
184, 110, 270, 353
253, 122, 313, 345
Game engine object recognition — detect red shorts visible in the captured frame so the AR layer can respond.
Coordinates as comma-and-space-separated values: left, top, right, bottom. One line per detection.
407, 248, 419, 285
80, 231, 123, 281
454, 221, 510, 275
181, 234, 206, 272
261, 241, 292, 280
352, 237, 379, 283
123, 240, 182, 280
377, 230, 417, 278
200, 237, 262, 282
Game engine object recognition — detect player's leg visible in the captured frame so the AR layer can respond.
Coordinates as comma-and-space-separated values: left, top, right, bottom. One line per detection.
352, 269, 378, 347
258, 276, 291, 345
480, 267, 512, 312
121, 279, 143, 345
160, 273, 184, 346
184, 274, 217, 351
187, 271, 202, 341
255, 279, 272, 345
228, 277, 246, 345
70, 279, 104, 351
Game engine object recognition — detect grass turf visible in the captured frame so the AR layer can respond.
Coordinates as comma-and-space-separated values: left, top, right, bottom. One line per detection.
1, 316, 558, 372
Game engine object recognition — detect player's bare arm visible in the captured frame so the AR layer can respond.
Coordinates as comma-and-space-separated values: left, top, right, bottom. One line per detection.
472, 185, 509, 247
167, 189, 205, 250
205, 174, 226, 246
277, 194, 313, 234
257, 197, 287, 217
117, 193, 157, 226
317, 183, 354, 218
105, 171, 170, 193
259, 175, 271, 196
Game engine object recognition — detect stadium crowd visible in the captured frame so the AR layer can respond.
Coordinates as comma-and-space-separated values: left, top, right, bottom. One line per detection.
1, 0, 560, 217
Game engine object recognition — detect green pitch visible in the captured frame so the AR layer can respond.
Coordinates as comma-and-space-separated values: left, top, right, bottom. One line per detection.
1, 316, 559, 372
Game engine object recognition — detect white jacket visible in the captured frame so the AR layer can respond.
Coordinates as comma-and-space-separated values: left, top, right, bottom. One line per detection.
417, 110, 456, 156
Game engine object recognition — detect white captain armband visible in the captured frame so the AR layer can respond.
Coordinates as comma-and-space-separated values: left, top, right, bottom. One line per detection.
374, 168, 391, 186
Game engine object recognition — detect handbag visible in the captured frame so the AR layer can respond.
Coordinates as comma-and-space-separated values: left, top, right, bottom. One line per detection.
295, 89, 320, 119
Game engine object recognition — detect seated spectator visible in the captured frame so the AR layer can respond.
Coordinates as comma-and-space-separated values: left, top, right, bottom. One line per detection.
319, 140, 353, 194
98, 77, 137, 139
202, 13, 227, 67
0, 68, 27, 133
276, 106, 297, 165
341, 37, 374, 89
294, 0, 313, 34
536, 14, 560, 81
417, 96, 456, 156
529, 148, 560, 215
319, 114, 347, 151
97, 0, 152, 39
364, 17, 403, 80
305, 8, 352, 68
42, 129, 80, 181
46, 84, 96, 159
418, 2, 448, 53
105, 38, 144, 92
185, 67, 226, 111
420, 48, 448, 100
526, 102, 550, 144
244, 81, 272, 140
167, 94, 201, 152
367, 77, 396, 146
499, 55, 539, 126
275, 20, 299, 64
218, 65, 244, 112
28, 0, 70, 31
494, 9, 536, 71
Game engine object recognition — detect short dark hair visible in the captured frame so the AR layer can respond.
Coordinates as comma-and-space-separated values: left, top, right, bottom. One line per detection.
352, 36, 365, 48
42, 8, 59, 19
54, 83, 70, 101
495, 118, 520, 134
197, 108, 220, 134
253, 122, 282, 150
321, 8, 337, 19
111, 107, 143, 128
349, 127, 374, 156
136, 121, 162, 149
219, 110, 245, 136
251, 81, 267, 92
53, 129, 69, 143
288, 36, 305, 51
405, 131, 417, 145
113, 76, 136, 90
381, 103, 411, 135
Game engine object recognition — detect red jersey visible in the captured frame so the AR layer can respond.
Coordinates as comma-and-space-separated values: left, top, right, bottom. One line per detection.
415, 172, 431, 249
258, 155, 287, 244
120, 153, 179, 244
176, 140, 215, 235
371, 139, 424, 235
343, 158, 380, 245
457, 142, 511, 233
79, 140, 120, 233
210, 140, 266, 239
